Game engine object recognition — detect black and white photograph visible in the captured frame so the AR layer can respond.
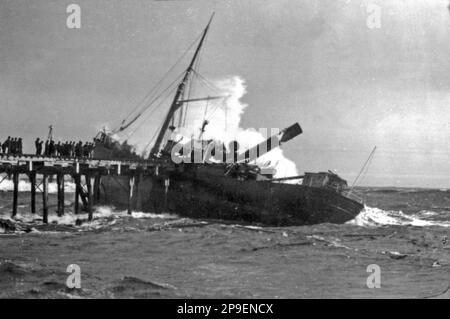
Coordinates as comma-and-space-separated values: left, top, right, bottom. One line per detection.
0, 0, 449, 304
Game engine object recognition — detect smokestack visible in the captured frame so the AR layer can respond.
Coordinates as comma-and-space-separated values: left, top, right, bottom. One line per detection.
239, 123, 302, 163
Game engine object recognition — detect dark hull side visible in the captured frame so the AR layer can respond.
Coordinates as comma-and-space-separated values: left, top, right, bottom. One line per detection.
98, 165, 364, 226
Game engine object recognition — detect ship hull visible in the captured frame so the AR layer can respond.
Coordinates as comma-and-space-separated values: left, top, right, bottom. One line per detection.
98, 164, 364, 226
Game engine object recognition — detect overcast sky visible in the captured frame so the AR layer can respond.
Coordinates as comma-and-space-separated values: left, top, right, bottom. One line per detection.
1, 0, 450, 187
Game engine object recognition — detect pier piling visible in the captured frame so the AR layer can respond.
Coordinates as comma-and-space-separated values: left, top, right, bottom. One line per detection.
57, 173, 64, 217
93, 174, 101, 204
30, 171, 36, 214
12, 171, 19, 218
135, 173, 143, 212
86, 174, 93, 221
74, 174, 80, 215
42, 174, 48, 224
163, 178, 170, 212
128, 175, 135, 215
61, 174, 65, 215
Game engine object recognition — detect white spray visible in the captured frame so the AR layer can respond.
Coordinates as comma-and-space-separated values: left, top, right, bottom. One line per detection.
173, 76, 299, 179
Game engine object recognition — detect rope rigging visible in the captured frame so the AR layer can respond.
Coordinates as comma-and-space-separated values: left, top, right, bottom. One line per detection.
112, 31, 205, 134
182, 69, 224, 122
192, 69, 222, 94
130, 66, 228, 150
124, 76, 182, 140
142, 120, 165, 156
180, 42, 204, 128
190, 69, 228, 125
112, 14, 226, 155
349, 146, 377, 195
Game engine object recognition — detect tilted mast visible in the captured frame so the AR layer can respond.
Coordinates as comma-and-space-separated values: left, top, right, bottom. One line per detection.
149, 13, 215, 158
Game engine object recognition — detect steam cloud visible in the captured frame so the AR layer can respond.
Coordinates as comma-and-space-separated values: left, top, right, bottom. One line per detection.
174, 76, 299, 179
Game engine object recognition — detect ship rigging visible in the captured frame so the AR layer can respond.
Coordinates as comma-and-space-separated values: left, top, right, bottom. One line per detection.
101, 13, 230, 159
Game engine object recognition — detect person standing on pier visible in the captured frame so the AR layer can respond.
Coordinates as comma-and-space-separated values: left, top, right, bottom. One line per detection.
8, 137, 13, 154
60, 142, 67, 157
72, 141, 77, 157
68, 142, 73, 157
1, 136, 9, 154
39, 139, 44, 156
17, 138, 23, 155
35, 138, 41, 156
55, 141, 61, 157
9, 137, 13, 154
68, 141, 73, 157
6, 139, 10, 155
10, 138, 17, 155
65, 142, 71, 157
82, 142, 90, 157
44, 139, 49, 156
75, 141, 83, 157
49, 139, 55, 156
89, 141, 95, 158
13, 138, 19, 155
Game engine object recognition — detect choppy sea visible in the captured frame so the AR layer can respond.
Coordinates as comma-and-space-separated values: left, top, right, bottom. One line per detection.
0, 179, 449, 298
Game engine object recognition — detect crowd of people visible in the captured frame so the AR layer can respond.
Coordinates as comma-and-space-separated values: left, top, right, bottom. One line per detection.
35, 139, 95, 158
0, 137, 95, 158
1, 136, 23, 155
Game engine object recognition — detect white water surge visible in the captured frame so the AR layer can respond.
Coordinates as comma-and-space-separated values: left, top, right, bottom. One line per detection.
0, 179, 76, 193
348, 205, 450, 228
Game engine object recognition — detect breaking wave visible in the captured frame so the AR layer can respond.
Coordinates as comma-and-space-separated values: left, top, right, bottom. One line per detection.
0, 205, 179, 234
348, 205, 450, 228
0, 179, 76, 193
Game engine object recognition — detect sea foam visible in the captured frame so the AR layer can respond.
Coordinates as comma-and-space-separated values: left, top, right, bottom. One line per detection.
0, 179, 76, 193
348, 205, 450, 228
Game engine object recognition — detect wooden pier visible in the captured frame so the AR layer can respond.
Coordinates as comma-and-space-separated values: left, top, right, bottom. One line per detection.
0, 154, 170, 223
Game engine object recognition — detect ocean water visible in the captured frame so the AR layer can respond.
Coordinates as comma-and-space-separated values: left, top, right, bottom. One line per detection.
0, 181, 449, 298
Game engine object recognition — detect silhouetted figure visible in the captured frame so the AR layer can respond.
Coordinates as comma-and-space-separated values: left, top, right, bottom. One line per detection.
60, 142, 67, 157
35, 138, 41, 155
1, 136, 10, 154
89, 142, 95, 158
44, 140, 49, 156
8, 138, 13, 155
82, 142, 91, 157
6, 136, 12, 154
17, 138, 23, 155
69, 142, 74, 157
56, 142, 62, 157
66, 142, 71, 157
10, 138, 17, 155
49, 140, 55, 156
69, 141, 75, 157
35, 138, 43, 156
75, 141, 83, 157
